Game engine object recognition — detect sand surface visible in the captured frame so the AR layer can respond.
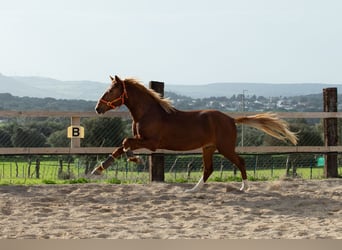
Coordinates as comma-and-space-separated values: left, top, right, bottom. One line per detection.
0, 179, 341, 239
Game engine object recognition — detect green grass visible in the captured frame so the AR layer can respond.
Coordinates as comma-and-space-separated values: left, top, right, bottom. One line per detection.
165, 166, 333, 183
0, 156, 340, 185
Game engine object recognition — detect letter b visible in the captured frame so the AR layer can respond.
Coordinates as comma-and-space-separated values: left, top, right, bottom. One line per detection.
72, 127, 80, 137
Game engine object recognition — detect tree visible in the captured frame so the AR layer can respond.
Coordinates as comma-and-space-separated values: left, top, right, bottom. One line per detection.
47, 129, 70, 147
82, 117, 127, 147
0, 129, 12, 147
11, 127, 46, 147
262, 119, 323, 146
237, 126, 264, 146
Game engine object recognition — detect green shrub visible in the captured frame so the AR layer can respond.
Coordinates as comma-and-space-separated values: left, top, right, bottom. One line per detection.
43, 179, 57, 184
107, 178, 121, 184
69, 178, 89, 184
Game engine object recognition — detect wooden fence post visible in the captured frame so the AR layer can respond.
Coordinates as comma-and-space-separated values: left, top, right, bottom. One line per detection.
35, 158, 40, 179
323, 88, 338, 177
70, 116, 81, 148
149, 81, 165, 182
58, 159, 63, 177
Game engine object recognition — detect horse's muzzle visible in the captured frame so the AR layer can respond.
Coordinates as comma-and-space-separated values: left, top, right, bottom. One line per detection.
95, 106, 104, 114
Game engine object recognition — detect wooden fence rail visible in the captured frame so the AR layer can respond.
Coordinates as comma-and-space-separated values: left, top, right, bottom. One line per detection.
1, 146, 342, 155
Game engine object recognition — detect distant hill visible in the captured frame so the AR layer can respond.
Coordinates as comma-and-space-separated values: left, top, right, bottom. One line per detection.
0, 73, 108, 101
166, 83, 342, 98
0, 93, 96, 111
1, 73, 341, 100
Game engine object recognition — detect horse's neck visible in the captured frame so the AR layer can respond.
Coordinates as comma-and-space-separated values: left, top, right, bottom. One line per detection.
125, 89, 162, 121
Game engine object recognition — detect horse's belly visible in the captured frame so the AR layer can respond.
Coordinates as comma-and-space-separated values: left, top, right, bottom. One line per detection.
158, 126, 211, 151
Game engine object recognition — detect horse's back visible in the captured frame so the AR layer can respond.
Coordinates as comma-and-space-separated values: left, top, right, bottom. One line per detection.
166, 109, 234, 127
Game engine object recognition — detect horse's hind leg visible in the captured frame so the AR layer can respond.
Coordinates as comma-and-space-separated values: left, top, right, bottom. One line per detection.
218, 148, 249, 191
185, 145, 216, 193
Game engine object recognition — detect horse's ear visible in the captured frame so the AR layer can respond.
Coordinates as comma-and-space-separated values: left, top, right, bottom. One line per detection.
115, 75, 123, 83
109, 75, 115, 81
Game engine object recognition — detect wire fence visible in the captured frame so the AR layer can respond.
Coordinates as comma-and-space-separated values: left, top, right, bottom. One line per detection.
0, 111, 341, 184
0, 153, 340, 185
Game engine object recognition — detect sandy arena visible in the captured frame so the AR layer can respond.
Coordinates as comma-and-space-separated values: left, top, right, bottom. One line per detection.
0, 179, 341, 239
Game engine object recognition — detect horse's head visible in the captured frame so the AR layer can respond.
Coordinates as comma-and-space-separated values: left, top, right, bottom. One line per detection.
95, 75, 128, 114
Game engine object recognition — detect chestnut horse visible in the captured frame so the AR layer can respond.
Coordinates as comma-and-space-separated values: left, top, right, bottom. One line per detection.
93, 75, 298, 192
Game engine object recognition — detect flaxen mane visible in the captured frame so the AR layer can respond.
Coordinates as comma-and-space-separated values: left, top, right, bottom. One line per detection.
124, 78, 175, 113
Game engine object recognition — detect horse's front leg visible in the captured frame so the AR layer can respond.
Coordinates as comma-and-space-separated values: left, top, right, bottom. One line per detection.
122, 136, 162, 160
124, 148, 144, 164
123, 137, 156, 165
90, 146, 125, 175
123, 137, 159, 152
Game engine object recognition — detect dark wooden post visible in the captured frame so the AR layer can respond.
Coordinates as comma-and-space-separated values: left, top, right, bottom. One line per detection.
58, 159, 63, 177
149, 81, 165, 182
35, 158, 40, 179
28, 157, 32, 178
323, 88, 338, 178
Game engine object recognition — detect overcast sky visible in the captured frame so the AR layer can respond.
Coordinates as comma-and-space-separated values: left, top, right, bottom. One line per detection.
0, 0, 341, 85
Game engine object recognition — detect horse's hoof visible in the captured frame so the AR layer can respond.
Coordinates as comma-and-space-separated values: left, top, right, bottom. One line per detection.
239, 179, 250, 192
240, 185, 250, 191
90, 166, 104, 175
184, 188, 196, 193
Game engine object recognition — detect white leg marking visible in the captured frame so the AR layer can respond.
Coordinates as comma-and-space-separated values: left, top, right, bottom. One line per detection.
185, 176, 205, 193
123, 147, 131, 152
240, 179, 250, 191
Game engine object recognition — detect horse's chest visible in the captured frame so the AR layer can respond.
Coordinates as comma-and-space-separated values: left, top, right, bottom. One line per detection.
135, 120, 161, 138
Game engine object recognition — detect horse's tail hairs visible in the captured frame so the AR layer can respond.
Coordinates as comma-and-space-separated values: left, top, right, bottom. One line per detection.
235, 112, 298, 145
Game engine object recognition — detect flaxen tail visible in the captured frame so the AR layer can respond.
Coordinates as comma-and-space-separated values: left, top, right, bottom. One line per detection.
235, 113, 298, 145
